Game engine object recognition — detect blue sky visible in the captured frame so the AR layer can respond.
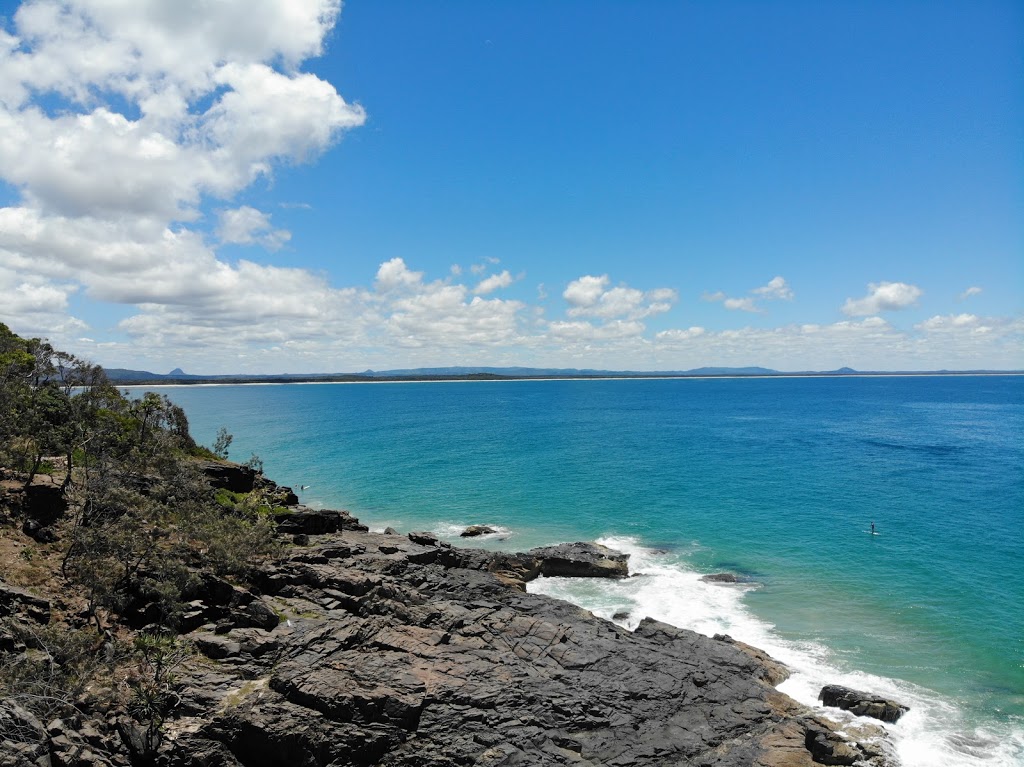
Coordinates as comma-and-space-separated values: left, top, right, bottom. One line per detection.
0, 0, 1020, 372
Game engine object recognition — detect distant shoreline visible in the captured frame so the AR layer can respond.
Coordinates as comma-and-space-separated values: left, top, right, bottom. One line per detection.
115, 370, 1024, 387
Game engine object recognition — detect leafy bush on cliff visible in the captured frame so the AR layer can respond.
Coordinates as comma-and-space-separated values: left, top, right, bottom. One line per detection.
1, 322, 280, 627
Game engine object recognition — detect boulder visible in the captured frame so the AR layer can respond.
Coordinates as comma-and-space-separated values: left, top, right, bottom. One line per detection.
272, 508, 368, 536
21, 518, 58, 543
199, 461, 257, 493
527, 541, 629, 578
459, 524, 497, 537
819, 684, 909, 722
407, 531, 450, 548
701, 572, 741, 583
235, 599, 280, 631
0, 581, 51, 624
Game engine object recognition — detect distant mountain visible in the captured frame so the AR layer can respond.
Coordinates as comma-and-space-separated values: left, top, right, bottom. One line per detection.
680, 367, 778, 376
104, 365, 785, 382
359, 366, 781, 378
101, 364, 1019, 384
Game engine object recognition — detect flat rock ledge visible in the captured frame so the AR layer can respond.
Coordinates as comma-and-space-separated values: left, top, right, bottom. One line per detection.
149, 524, 896, 767
818, 685, 910, 723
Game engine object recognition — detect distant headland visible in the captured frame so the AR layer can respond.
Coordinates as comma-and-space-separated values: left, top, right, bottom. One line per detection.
106, 365, 1022, 385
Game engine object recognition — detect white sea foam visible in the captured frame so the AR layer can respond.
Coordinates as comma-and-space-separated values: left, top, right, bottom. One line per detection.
430, 521, 515, 541
528, 535, 1024, 767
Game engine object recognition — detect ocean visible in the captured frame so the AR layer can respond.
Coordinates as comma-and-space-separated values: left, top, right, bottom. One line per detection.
139, 375, 1024, 765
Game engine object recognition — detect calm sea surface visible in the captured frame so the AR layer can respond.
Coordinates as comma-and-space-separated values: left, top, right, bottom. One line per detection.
141, 375, 1023, 765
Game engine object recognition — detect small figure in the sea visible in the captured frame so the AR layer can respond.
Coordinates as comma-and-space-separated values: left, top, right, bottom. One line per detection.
300, 484, 310, 490
871, 521, 875, 534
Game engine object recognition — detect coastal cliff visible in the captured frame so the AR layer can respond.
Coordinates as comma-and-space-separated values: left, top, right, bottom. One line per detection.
2, 500, 895, 767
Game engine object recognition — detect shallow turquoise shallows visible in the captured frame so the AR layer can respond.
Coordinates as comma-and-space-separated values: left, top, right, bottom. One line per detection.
140, 375, 1023, 766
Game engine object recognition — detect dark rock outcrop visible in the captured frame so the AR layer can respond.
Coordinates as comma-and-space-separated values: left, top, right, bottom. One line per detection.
199, 461, 256, 493
0, 498, 895, 767
460, 524, 497, 537
819, 684, 909, 723
528, 541, 630, 578
272, 508, 368, 536
151, 529, 893, 767
701, 572, 741, 583
408, 531, 450, 548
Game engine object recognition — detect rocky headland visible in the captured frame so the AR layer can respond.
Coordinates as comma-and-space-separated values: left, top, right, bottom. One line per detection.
2, 474, 901, 766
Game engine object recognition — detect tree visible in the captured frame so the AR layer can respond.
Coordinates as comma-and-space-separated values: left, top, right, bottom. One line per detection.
212, 427, 233, 459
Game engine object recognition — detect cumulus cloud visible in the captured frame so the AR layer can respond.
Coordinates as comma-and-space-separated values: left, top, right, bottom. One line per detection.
474, 270, 514, 295
704, 276, 793, 313
752, 276, 794, 300
0, 0, 364, 355
375, 258, 424, 291
563, 275, 677, 320
959, 286, 983, 300
218, 206, 290, 250
842, 281, 922, 316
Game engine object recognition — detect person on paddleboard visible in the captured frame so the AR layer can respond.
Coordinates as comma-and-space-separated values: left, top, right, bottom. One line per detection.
871, 521, 875, 534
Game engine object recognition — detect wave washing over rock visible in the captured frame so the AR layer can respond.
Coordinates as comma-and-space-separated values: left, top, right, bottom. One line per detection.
528, 536, 1024, 767
133, 520, 905, 764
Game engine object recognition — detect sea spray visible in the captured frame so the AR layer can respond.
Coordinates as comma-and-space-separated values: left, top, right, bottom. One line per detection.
528, 535, 1024, 767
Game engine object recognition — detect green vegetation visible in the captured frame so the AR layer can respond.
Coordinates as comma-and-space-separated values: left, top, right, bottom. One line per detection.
0, 322, 281, 739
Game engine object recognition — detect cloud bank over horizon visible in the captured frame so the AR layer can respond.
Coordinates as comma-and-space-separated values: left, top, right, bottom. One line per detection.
0, 1, 1020, 374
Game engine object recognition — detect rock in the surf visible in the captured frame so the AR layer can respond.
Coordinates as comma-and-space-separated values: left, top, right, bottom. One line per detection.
701, 572, 741, 583
528, 541, 629, 578
460, 524, 497, 537
818, 684, 909, 722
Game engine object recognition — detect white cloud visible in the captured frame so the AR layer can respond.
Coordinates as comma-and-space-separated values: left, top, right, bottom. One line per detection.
916, 314, 988, 333
375, 257, 423, 291
723, 297, 759, 313
548, 319, 646, 342
959, 286, 983, 300
474, 270, 514, 295
655, 327, 706, 342
564, 275, 610, 307
0, 0, 364, 356
752, 276, 794, 300
385, 288, 525, 348
704, 276, 792, 312
842, 281, 922, 316
218, 206, 290, 250
564, 275, 677, 320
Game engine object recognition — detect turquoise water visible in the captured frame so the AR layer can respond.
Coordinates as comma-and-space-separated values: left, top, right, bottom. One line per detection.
140, 376, 1023, 765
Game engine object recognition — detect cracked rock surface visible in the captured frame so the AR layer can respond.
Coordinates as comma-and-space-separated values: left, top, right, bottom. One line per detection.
158, 529, 896, 767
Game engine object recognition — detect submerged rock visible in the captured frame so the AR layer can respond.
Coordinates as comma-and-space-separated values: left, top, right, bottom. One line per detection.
459, 524, 497, 537
819, 684, 909, 722
701, 572, 741, 583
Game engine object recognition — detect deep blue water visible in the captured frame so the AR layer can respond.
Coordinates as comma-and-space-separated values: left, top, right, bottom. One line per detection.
141, 375, 1024, 765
